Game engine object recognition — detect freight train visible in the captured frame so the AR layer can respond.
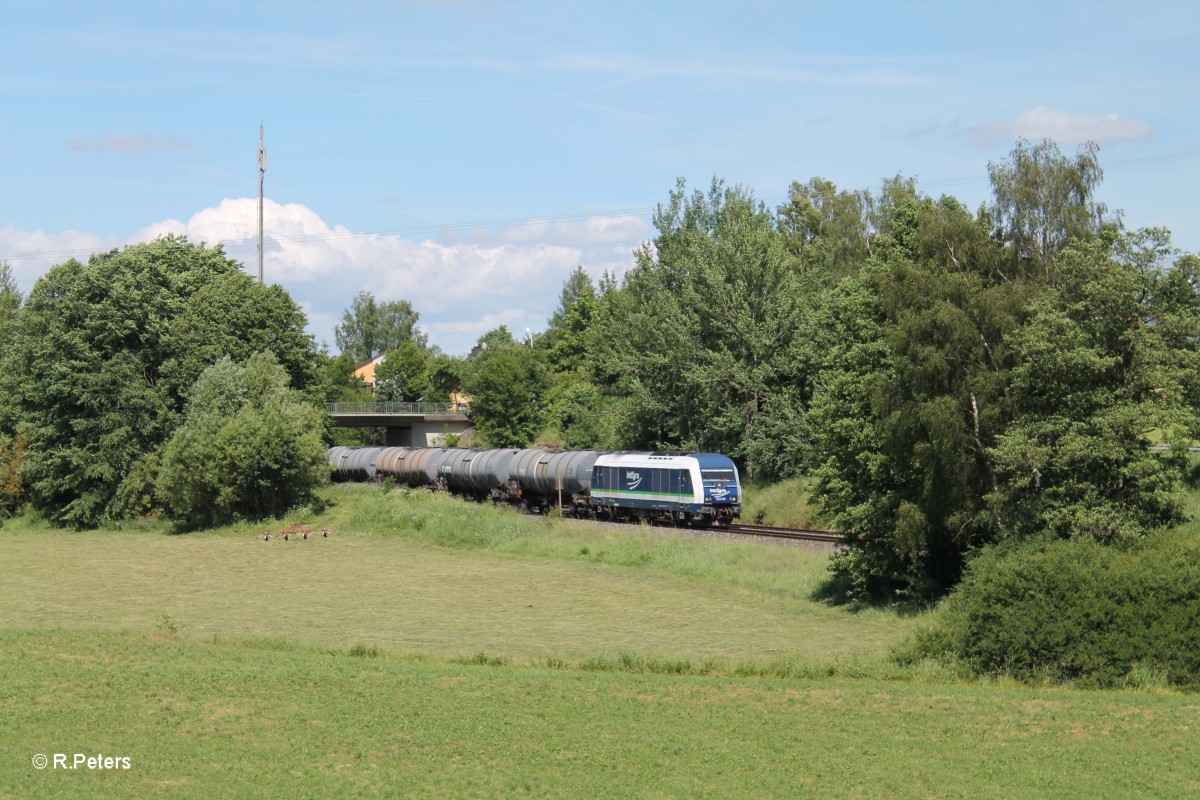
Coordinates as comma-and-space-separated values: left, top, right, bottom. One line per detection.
328, 446, 743, 526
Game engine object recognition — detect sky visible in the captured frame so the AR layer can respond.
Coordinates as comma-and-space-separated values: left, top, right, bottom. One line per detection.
1, 0, 1196, 355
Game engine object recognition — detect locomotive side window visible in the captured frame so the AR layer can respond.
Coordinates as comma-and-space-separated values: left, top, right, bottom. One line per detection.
604, 467, 617, 491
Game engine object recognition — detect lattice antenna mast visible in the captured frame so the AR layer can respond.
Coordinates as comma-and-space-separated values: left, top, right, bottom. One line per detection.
258, 124, 266, 284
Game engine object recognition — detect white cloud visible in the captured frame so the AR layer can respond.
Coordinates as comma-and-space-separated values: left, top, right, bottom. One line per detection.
970, 107, 1153, 148
0, 200, 651, 356
422, 308, 538, 349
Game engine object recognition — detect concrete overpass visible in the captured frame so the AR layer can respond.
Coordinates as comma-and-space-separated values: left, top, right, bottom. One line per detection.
327, 402, 473, 447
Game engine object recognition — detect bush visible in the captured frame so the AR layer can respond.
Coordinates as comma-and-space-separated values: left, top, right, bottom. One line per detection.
898, 535, 1200, 688
156, 353, 327, 528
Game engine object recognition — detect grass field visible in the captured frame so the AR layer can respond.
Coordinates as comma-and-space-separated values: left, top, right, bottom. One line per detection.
3, 483, 1198, 798
3, 629, 1198, 799
2, 485, 903, 665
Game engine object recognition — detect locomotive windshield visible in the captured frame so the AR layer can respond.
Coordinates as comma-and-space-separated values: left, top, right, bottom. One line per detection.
701, 469, 736, 482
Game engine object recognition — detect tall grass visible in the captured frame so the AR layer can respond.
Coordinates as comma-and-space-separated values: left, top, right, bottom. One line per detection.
317, 483, 837, 602
740, 475, 827, 528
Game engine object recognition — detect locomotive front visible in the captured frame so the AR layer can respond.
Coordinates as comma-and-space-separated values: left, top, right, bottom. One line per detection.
694, 453, 742, 524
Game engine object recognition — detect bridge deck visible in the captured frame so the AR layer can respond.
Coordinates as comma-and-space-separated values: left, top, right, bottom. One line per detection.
327, 402, 469, 417
326, 402, 470, 435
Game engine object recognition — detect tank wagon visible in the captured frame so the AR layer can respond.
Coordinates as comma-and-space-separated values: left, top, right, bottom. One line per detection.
328, 446, 384, 481
329, 446, 742, 526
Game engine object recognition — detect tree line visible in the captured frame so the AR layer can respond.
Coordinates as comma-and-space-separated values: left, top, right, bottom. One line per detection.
382, 139, 1199, 605
2, 139, 1197, 616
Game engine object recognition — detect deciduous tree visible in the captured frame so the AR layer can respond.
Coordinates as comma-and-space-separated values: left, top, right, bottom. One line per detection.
463, 331, 548, 447
0, 260, 20, 353
156, 353, 327, 528
1, 236, 317, 527
986, 237, 1188, 541
2, 237, 244, 526
159, 271, 316, 404
374, 340, 433, 402
333, 291, 425, 363
987, 138, 1111, 278
592, 178, 812, 481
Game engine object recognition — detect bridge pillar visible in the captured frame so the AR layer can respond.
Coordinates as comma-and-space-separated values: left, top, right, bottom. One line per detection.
385, 427, 413, 447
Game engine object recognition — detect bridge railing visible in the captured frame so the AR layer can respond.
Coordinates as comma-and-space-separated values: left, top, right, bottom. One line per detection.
326, 402, 470, 415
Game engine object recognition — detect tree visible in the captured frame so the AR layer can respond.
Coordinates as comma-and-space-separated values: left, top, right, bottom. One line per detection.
810, 193, 1034, 600
0, 431, 26, 514
2, 237, 245, 526
425, 353, 465, 404
812, 187, 1193, 601
463, 333, 548, 447
333, 291, 426, 363
312, 349, 379, 447
0, 261, 23, 435
0, 260, 21, 353
541, 267, 599, 375
987, 138, 1111, 278
986, 236, 1188, 541
776, 177, 873, 280
374, 340, 433, 402
156, 353, 327, 528
1137, 238, 1200, 437
313, 350, 372, 403
1, 236, 316, 528
158, 271, 316, 404
473, 325, 516, 352
591, 178, 813, 481
540, 373, 614, 449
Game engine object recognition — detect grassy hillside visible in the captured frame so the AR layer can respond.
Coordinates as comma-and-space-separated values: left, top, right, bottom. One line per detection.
740, 475, 827, 528
4, 484, 1198, 798
2, 484, 903, 665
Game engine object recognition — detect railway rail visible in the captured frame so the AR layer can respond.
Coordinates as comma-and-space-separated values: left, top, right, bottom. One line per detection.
723, 523, 845, 544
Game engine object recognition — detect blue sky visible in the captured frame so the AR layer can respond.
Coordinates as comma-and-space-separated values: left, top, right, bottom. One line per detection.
1, 0, 1196, 355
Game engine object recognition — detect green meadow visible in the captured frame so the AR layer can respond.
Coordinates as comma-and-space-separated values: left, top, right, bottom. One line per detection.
2, 484, 1198, 798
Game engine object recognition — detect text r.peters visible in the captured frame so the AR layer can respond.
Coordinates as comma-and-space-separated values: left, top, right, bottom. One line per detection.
54, 754, 131, 770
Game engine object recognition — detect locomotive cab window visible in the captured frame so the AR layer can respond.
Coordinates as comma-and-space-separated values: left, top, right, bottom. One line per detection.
702, 469, 735, 482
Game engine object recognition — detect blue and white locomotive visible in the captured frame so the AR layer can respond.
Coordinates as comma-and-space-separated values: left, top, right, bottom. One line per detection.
329, 446, 743, 526
589, 452, 741, 525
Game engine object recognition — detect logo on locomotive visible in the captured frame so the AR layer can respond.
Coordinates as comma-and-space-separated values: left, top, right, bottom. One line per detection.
625, 471, 643, 490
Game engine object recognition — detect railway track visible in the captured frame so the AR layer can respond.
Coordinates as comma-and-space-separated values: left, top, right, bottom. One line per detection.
723, 523, 845, 544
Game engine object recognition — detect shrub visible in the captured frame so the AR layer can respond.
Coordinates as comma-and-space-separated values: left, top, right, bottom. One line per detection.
898, 535, 1200, 688
156, 353, 327, 528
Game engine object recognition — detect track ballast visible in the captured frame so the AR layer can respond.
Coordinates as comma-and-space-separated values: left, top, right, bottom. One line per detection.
723, 523, 845, 544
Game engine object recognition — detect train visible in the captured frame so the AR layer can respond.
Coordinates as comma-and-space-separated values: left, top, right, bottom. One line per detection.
328, 446, 743, 526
